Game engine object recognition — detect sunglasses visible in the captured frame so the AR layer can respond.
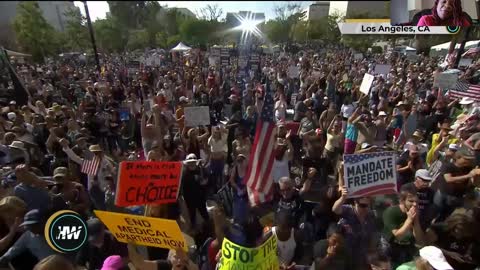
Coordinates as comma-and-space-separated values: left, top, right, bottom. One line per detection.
357, 203, 370, 208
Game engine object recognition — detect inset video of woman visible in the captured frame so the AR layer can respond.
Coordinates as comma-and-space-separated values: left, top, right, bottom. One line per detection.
417, 0, 472, 27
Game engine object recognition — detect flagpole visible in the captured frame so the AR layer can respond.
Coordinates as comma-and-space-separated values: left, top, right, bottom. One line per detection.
83, 1, 101, 74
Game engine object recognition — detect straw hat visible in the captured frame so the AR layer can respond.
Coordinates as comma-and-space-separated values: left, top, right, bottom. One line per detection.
89, 144, 103, 152
0, 196, 27, 216
9, 141, 26, 151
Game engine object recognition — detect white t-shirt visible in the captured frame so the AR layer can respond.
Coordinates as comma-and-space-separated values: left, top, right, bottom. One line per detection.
341, 104, 355, 118
208, 136, 227, 153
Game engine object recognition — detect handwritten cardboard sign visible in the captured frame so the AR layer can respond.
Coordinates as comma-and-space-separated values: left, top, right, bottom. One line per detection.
184, 106, 211, 127
343, 152, 397, 198
115, 161, 182, 207
218, 235, 278, 270
94, 210, 187, 251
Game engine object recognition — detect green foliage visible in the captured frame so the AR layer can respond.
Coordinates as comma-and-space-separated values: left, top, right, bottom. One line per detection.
341, 35, 376, 52
166, 35, 182, 48
13, 1, 60, 62
92, 14, 128, 53
371, 46, 383, 53
126, 29, 150, 50
63, 7, 90, 51
179, 19, 223, 46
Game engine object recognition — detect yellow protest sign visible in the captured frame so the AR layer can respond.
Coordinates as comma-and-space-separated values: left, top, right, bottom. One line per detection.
219, 235, 278, 270
94, 210, 187, 251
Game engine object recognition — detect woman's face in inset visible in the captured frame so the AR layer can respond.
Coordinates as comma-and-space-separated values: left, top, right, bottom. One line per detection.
437, 0, 454, 20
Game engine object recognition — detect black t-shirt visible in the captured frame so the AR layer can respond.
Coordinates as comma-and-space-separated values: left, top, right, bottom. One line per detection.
430, 223, 480, 270
396, 155, 417, 187
276, 192, 305, 224
438, 162, 474, 197
75, 231, 128, 270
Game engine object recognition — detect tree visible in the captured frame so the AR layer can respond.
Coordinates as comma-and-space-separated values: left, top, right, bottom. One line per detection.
266, 2, 307, 43
126, 29, 150, 50
197, 4, 224, 21
264, 20, 289, 43
63, 7, 90, 51
13, 1, 60, 62
274, 2, 304, 21
92, 14, 127, 53
107, 1, 147, 29
179, 19, 223, 46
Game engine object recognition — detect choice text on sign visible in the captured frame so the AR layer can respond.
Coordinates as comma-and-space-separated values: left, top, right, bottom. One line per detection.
115, 161, 182, 207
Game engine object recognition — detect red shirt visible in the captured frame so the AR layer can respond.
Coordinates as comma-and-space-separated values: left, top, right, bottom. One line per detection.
417, 15, 471, 27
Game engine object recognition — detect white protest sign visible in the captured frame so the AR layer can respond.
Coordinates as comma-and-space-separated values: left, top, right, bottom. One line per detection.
184, 106, 211, 127
433, 72, 458, 89
354, 53, 363, 60
344, 152, 397, 198
359, 73, 375, 95
374, 64, 391, 75
287, 66, 300, 78
458, 58, 473, 67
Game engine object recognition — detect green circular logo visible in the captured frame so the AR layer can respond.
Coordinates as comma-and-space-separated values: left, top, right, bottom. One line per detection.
446, 26, 461, 34
45, 210, 88, 253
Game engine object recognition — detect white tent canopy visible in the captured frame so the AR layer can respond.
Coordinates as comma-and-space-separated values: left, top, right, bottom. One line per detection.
431, 40, 480, 51
170, 42, 192, 52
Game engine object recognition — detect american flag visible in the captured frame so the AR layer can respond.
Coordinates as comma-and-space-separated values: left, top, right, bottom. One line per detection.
81, 156, 101, 176
244, 78, 276, 206
462, 47, 480, 58
449, 80, 480, 101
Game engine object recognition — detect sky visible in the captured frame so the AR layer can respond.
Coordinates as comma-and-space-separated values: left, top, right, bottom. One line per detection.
73, 1, 316, 22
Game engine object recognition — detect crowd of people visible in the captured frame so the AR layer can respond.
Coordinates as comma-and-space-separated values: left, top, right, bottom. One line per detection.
0, 41, 479, 270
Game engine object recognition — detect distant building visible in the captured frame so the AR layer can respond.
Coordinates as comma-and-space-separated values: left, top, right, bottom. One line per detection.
307, 2, 330, 21
0, 1, 75, 49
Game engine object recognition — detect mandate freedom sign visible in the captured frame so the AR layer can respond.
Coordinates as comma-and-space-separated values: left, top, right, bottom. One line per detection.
218, 235, 278, 270
94, 210, 187, 251
115, 161, 182, 207
184, 106, 211, 127
343, 152, 397, 198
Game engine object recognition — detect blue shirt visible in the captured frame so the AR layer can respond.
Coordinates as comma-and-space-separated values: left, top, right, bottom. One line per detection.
0, 231, 58, 263
345, 123, 358, 141
14, 184, 51, 214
